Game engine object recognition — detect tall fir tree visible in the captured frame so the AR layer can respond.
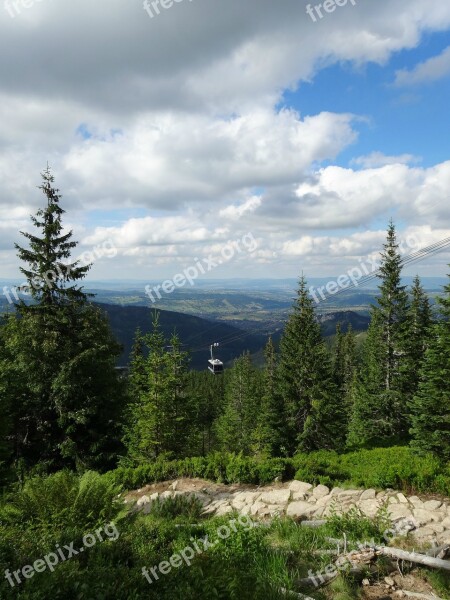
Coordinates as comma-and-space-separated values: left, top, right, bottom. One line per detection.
216, 353, 261, 455
409, 269, 450, 460
278, 277, 340, 453
403, 275, 433, 404
124, 314, 190, 461
252, 337, 284, 457
347, 222, 410, 447
1, 168, 125, 472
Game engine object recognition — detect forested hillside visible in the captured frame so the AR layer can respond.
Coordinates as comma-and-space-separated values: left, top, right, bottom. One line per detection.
0, 171, 449, 599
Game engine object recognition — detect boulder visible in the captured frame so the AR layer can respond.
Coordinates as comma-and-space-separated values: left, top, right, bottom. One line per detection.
260, 490, 291, 505
286, 501, 317, 518
313, 485, 330, 499
360, 489, 376, 501
289, 481, 313, 495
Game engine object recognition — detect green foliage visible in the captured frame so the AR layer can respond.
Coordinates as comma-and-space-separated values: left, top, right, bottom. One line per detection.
278, 276, 341, 453
0, 470, 123, 531
0, 169, 126, 473
325, 505, 390, 543
149, 494, 203, 520
410, 270, 450, 461
215, 352, 262, 454
124, 314, 191, 462
292, 446, 449, 495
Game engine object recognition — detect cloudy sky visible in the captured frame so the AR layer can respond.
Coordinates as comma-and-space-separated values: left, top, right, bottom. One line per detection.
1, 0, 450, 282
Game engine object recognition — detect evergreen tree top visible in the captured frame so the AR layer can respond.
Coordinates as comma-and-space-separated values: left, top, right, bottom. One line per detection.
14, 167, 92, 311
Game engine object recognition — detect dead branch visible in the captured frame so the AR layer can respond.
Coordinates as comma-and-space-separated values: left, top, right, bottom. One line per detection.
377, 547, 450, 571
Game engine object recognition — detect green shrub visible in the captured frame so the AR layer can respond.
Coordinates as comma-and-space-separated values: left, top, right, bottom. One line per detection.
149, 495, 204, 520
0, 470, 123, 531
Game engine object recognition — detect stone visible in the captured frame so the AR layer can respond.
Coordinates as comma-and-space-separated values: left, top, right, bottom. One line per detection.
428, 523, 445, 534
360, 489, 376, 501
171, 480, 179, 491
137, 495, 150, 507
338, 490, 361, 498
362, 579, 370, 586
396, 493, 408, 504
413, 509, 435, 526
250, 501, 267, 516
286, 501, 317, 518
384, 577, 395, 587
388, 504, 413, 521
233, 491, 261, 504
388, 496, 398, 504
423, 500, 442, 511
313, 484, 330, 499
260, 490, 291, 505
289, 481, 313, 494
441, 516, 450, 529
330, 487, 344, 496
413, 526, 436, 539
316, 494, 333, 507
409, 496, 424, 508
216, 503, 233, 516
359, 499, 380, 518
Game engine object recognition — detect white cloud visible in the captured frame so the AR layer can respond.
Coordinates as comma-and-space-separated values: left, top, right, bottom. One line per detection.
394, 46, 450, 87
351, 152, 421, 168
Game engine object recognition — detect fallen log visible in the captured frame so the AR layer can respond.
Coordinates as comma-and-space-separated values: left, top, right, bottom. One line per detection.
377, 547, 450, 571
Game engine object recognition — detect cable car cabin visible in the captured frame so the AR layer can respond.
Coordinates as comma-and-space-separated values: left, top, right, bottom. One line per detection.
208, 358, 224, 375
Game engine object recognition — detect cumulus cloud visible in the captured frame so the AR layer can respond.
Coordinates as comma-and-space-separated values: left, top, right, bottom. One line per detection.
1, 0, 450, 278
394, 46, 450, 87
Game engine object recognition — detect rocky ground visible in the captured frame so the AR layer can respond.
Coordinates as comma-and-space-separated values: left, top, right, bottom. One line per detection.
125, 477, 450, 546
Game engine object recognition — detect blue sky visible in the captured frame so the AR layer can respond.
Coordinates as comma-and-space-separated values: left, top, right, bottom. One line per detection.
0, 0, 450, 283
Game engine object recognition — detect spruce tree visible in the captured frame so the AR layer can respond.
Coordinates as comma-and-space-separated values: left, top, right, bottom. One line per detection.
278, 277, 339, 453
409, 270, 450, 460
216, 353, 260, 454
2, 168, 125, 471
347, 222, 410, 447
124, 315, 190, 461
252, 337, 284, 457
403, 276, 432, 403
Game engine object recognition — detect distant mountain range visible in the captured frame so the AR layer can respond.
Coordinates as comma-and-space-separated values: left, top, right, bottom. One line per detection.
99, 304, 370, 370
99, 303, 267, 370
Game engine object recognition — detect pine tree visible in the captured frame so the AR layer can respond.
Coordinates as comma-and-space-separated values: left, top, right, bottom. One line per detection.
252, 337, 284, 457
403, 276, 433, 403
347, 222, 410, 447
216, 353, 260, 454
333, 323, 357, 398
185, 370, 226, 455
409, 270, 450, 460
278, 277, 339, 453
124, 314, 190, 461
15, 166, 91, 312
2, 168, 125, 471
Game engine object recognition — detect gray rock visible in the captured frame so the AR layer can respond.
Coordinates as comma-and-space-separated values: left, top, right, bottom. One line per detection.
260, 489, 291, 505
423, 500, 442, 511
360, 489, 376, 501
313, 484, 330, 499
286, 501, 317, 518
289, 481, 313, 494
